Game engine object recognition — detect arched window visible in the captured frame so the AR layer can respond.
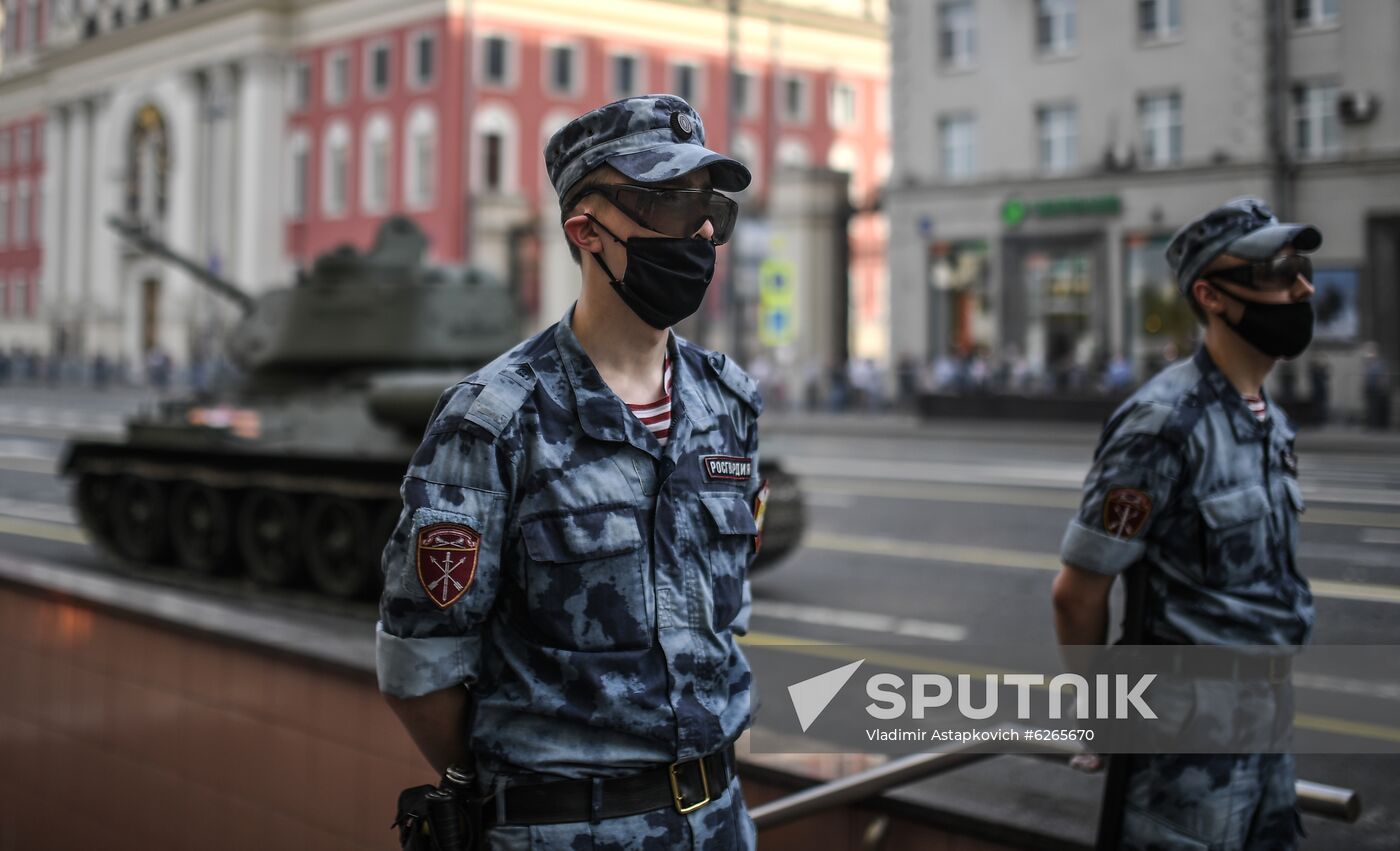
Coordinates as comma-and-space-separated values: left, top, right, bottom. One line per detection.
403, 104, 438, 210
285, 130, 310, 219
472, 103, 518, 196
776, 138, 810, 170
125, 104, 169, 223
361, 112, 392, 213
731, 131, 761, 195
322, 120, 351, 217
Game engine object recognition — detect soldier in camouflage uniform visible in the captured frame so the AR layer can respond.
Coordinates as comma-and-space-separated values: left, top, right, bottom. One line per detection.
377, 95, 763, 849
1052, 198, 1319, 850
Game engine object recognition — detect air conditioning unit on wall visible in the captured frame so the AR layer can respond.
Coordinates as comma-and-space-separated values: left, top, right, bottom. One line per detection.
1339, 91, 1379, 124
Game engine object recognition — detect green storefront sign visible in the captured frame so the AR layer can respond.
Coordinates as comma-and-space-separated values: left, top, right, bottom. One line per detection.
1001, 195, 1121, 227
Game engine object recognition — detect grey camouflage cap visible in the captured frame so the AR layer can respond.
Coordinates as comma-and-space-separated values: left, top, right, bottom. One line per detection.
545, 94, 752, 204
1165, 197, 1322, 294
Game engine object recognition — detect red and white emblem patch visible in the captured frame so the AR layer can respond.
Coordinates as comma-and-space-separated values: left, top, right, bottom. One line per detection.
1103, 488, 1152, 540
753, 479, 770, 554
416, 523, 480, 609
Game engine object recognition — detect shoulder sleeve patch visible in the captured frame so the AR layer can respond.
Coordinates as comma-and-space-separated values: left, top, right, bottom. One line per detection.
463, 364, 536, 440
705, 352, 764, 416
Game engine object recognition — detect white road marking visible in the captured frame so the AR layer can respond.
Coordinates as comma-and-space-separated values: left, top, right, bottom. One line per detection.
755, 600, 967, 642
1361, 529, 1400, 547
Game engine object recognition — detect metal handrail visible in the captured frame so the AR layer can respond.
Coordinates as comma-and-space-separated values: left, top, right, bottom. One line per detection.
749, 727, 1361, 831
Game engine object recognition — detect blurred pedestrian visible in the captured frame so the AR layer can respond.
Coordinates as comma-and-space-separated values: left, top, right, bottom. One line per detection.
1308, 356, 1330, 425
1053, 198, 1316, 850
1362, 342, 1391, 430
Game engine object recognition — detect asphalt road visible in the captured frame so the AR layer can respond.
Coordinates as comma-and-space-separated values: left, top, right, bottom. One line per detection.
2, 385, 1398, 848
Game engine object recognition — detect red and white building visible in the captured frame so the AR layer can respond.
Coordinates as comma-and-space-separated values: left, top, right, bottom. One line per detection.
0, 0, 888, 369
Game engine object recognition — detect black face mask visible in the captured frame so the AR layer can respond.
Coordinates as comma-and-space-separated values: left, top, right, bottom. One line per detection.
586, 214, 716, 330
1209, 283, 1315, 359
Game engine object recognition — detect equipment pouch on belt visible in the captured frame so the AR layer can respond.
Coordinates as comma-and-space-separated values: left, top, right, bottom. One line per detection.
393, 765, 485, 851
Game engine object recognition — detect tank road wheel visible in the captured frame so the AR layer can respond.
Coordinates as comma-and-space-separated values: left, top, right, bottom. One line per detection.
108, 476, 172, 564
75, 473, 118, 551
303, 496, 374, 600
751, 463, 805, 574
237, 490, 304, 587
169, 482, 235, 575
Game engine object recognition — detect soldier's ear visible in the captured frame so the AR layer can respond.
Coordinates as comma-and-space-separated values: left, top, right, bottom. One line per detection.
1192, 279, 1226, 317
562, 213, 603, 255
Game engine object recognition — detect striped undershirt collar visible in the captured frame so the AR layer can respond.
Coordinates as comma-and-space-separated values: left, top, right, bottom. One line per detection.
627, 355, 673, 446
1241, 393, 1269, 423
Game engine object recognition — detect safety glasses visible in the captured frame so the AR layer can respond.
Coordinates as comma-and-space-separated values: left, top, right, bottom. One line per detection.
1207, 254, 1312, 293
567, 184, 739, 245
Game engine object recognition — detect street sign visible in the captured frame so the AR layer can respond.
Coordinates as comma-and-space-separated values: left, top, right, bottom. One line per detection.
758, 259, 796, 346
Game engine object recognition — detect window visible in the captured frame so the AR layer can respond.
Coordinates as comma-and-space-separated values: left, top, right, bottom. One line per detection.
782, 74, 808, 123
830, 81, 857, 129
732, 70, 756, 119
322, 122, 350, 217
286, 60, 311, 112
1293, 0, 1337, 28
15, 126, 30, 164
361, 114, 391, 213
611, 53, 642, 99
938, 0, 976, 69
939, 114, 977, 181
22, 0, 36, 50
1036, 0, 1076, 56
324, 49, 350, 106
409, 30, 437, 88
365, 41, 391, 97
1037, 103, 1078, 173
481, 35, 512, 86
1, 2, 14, 56
0, 132, 8, 168
405, 105, 438, 210
545, 44, 578, 96
286, 132, 309, 218
1294, 82, 1339, 160
0, 185, 8, 249
671, 62, 702, 106
15, 180, 29, 244
1139, 92, 1182, 167
1138, 0, 1180, 40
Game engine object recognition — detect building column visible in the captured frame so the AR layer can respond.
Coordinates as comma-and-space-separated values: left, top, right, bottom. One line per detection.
40, 107, 68, 346
61, 99, 92, 359
205, 63, 236, 277
235, 52, 286, 291
86, 93, 122, 356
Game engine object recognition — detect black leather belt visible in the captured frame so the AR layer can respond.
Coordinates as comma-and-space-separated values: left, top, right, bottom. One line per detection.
485, 747, 733, 827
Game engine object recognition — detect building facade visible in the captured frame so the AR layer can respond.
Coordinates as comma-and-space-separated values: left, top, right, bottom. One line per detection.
888, 0, 1400, 414
0, 0, 888, 377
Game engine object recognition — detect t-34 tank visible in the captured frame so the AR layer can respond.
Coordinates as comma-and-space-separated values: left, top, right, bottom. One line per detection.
62, 216, 804, 601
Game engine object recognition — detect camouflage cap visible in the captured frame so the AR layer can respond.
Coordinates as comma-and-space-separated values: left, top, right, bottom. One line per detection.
1165, 197, 1321, 294
545, 94, 752, 204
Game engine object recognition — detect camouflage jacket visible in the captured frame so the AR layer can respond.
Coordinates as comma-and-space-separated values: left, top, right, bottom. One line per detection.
376, 306, 763, 785
1060, 347, 1314, 646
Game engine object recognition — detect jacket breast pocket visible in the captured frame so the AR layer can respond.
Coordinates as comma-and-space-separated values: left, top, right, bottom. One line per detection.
520, 505, 651, 651
701, 494, 758, 630
1197, 484, 1272, 588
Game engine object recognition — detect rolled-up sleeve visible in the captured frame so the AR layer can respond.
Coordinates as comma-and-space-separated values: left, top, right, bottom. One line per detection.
1060, 414, 1182, 577
376, 385, 516, 698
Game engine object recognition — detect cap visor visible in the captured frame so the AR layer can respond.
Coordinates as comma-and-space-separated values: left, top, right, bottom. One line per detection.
606, 144, 752, 192
1225, 223, 1322, 260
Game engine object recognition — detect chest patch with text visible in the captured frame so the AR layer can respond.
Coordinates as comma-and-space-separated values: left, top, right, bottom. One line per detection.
702, 455, 754, 482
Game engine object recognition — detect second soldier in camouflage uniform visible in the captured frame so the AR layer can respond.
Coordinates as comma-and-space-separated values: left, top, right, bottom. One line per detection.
377, 94, 764, 849
1052, 198, 1319, 850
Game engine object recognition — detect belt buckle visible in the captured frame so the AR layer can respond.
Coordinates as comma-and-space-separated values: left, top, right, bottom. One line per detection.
668, 758, 712, 815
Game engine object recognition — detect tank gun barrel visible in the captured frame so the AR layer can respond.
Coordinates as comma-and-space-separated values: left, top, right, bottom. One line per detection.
108, 216, 257, 315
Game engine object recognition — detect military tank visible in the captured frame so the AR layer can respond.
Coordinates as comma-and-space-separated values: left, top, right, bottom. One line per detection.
61, 217, 804, 601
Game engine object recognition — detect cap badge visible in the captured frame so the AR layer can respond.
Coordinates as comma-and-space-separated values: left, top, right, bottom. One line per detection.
671, 111, 695, 141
